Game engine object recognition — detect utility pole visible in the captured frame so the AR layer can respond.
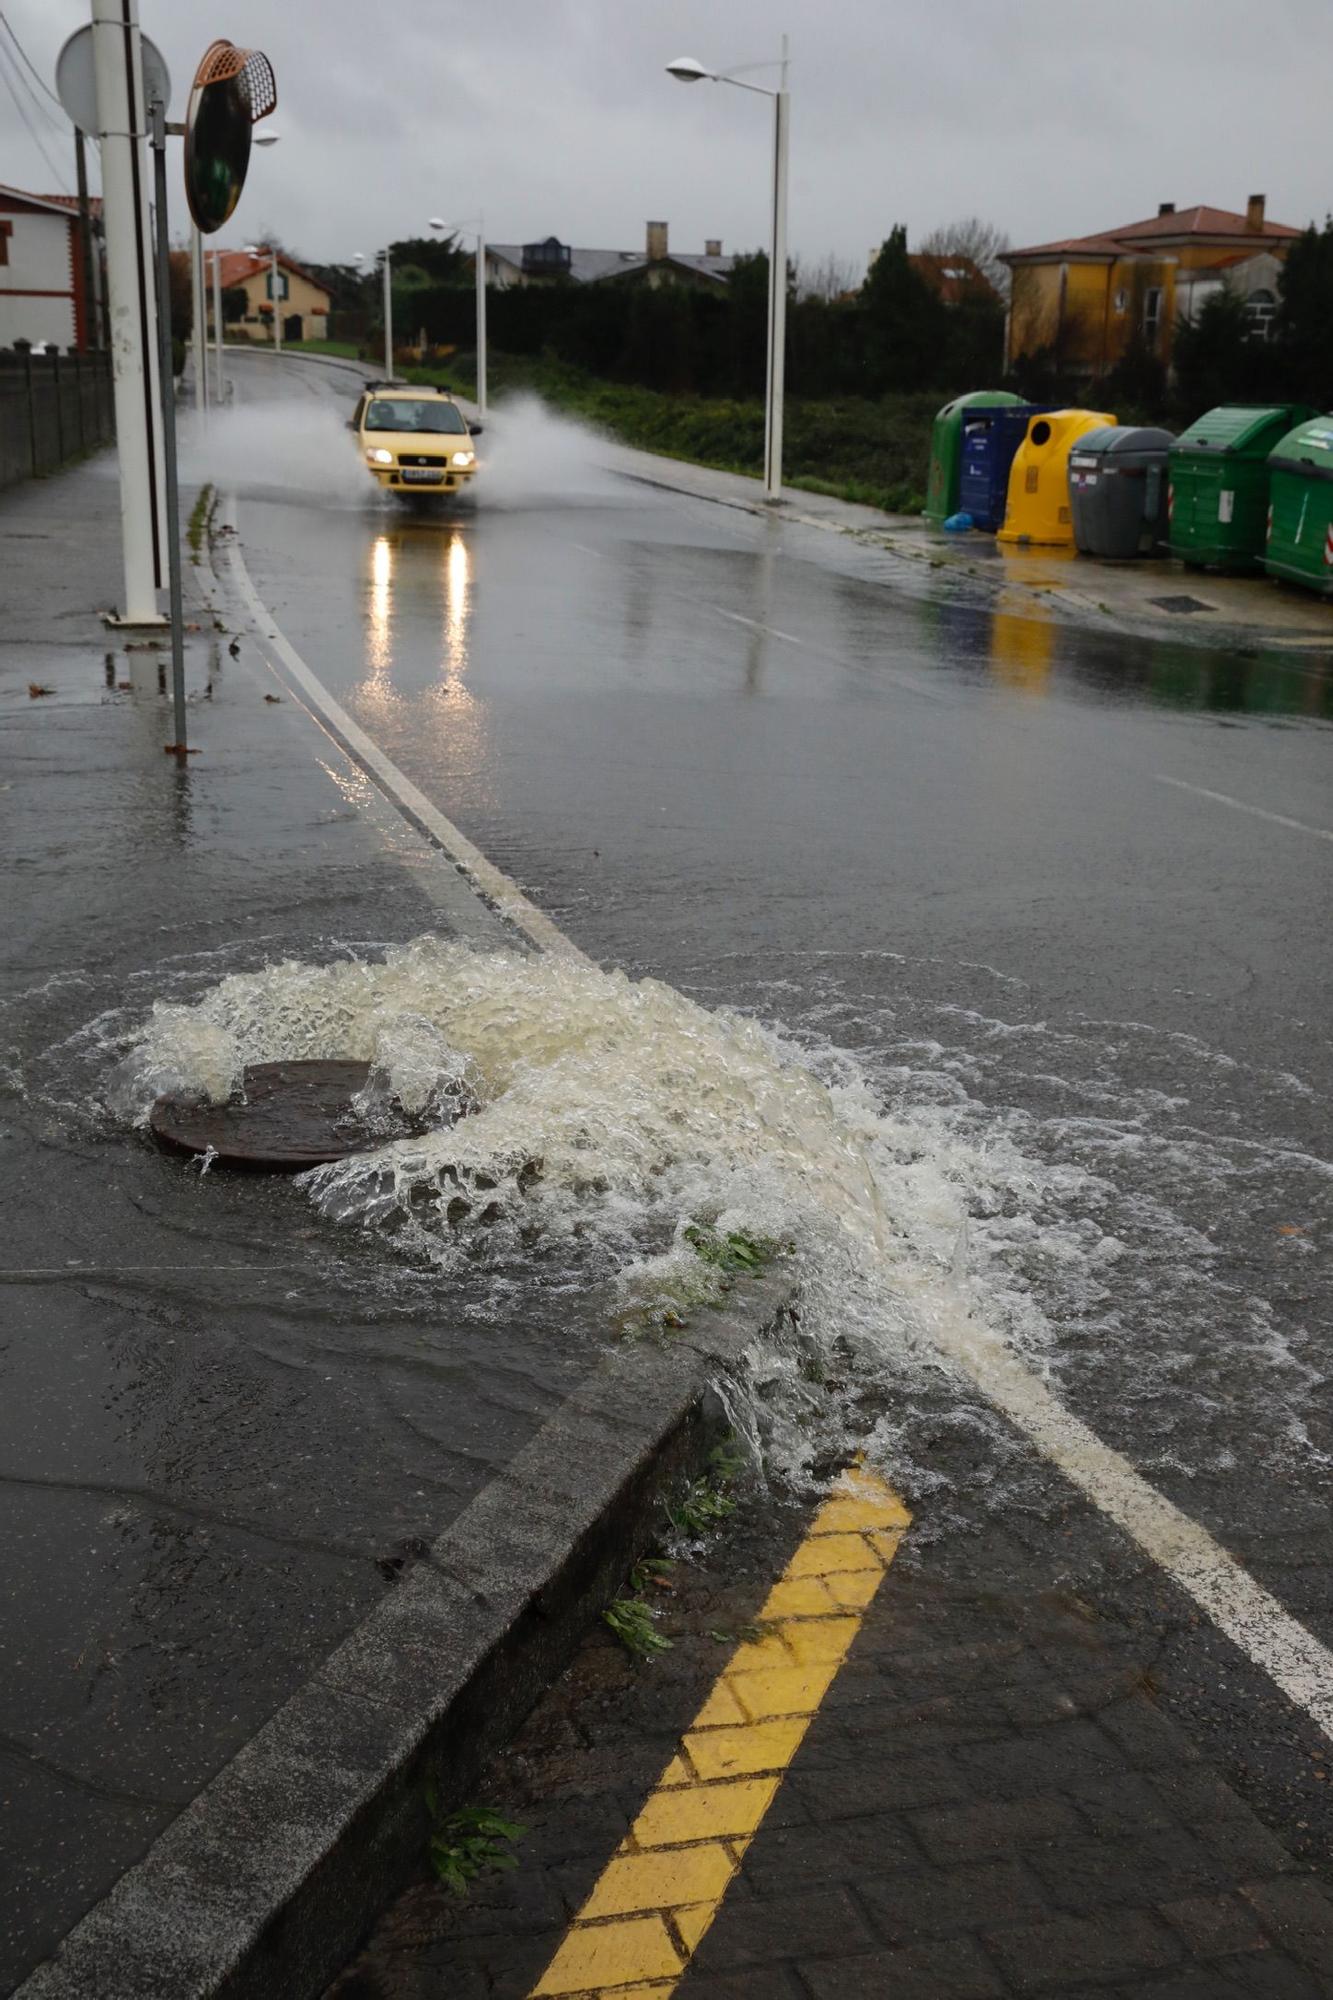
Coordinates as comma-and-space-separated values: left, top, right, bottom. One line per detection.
148, 95, 189, 753
475, 226, 487, 414
212, 249, 224, 400
763, 35, 790, 501
73, 127, 96, 350
271, 245, 282, 354
382, 246, 393, 379
88, 0, 166, 622
190, 225, 208, 415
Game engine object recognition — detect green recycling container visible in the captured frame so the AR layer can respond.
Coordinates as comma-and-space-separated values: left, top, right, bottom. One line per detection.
1168, 404, 1314, 573
1263, 414, 1333, 598
924, 388, 1023, 526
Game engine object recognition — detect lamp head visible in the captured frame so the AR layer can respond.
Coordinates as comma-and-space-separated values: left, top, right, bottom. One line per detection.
666, 55, 710, 82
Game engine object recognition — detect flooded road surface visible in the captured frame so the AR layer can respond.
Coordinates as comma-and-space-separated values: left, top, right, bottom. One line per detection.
226, 352, 1332, 1782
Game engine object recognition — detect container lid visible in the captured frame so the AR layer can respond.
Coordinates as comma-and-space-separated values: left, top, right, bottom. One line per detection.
1267, 414, 1333, 480
936, 388, 1024, 420
1173, 405, 1313, 455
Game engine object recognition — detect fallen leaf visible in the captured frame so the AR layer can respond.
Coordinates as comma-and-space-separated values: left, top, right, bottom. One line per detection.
163, 743, 200, 755
1277, 1225, 1306, 1237
116, 680, 133, 691
264, 693, 281, 703
28, 683, 54, 697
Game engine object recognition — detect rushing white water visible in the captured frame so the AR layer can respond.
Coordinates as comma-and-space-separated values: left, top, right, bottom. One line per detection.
106, 933, 1327, 1508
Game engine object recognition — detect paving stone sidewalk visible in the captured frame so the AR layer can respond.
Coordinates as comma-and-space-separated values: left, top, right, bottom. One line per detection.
329, 1434, 1333, 2000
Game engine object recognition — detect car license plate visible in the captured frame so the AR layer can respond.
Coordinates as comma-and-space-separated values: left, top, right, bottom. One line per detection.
401, 467, 443, 484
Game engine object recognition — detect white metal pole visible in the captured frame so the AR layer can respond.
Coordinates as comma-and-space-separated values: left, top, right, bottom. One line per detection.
190, 224, 207, 416
383, 248, 393, 379
763, 36, 789, 501
149, 96, 187, 751
90, 0, 162, 621
476, 226, 487, 414
212, 250, 224, 401
272, 247, 281, 354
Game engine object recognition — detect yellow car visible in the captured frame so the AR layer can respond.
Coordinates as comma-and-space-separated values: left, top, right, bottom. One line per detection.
349, 383, 482, 501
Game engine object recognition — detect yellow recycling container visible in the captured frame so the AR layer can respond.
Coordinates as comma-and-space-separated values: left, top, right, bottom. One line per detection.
998, 409, 1117, 547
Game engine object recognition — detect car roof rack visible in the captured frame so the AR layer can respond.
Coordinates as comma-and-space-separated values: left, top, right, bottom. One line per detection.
363, 379, 452, 395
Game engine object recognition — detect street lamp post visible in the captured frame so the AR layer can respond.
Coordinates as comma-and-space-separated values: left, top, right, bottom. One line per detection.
667, 39, 789, 500
428, 216, 487, 414
353, 248, 394, 380
245, 239, 281, 353
211, 246, 223, 399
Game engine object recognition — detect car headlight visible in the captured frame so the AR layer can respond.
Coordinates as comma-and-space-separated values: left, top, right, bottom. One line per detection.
367, 447, 394, 465
451, 450, 475, 467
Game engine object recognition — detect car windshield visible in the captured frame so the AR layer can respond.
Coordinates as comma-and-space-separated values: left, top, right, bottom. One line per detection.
365, 398, 467, 435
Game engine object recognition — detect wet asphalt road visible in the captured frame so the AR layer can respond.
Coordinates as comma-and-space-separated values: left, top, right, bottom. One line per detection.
229, 352, 1332, 1827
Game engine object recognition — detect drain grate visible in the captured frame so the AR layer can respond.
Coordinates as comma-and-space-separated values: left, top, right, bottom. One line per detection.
1148, 594, 1215, 615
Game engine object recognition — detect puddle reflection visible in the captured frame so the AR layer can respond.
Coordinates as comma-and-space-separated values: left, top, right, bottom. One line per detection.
356, 522, 495, 801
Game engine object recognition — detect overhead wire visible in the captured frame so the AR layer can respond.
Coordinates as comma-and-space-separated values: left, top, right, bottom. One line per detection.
0, 11, 67, 117
0, 38, 72, 192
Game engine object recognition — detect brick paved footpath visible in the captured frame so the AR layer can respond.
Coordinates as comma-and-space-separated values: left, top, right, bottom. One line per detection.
329, 1435, 1333, 2000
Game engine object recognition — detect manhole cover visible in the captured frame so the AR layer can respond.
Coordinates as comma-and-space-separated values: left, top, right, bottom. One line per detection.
150, 1059, 411, 1171
1148, 595, 1215, 615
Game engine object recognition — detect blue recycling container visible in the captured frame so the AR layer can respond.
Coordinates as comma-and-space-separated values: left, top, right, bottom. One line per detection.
958, 404, 1057, 533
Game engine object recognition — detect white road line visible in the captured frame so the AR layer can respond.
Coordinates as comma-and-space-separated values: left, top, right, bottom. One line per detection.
1156, 773, 1333, 845
712, 605, 808, 646
929, 1300, 1333, 1741
218, 503, 588, 965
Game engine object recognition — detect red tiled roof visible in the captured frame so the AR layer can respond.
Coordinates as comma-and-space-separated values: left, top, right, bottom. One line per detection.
212, 248, 329, 299
0, 183, 99, 218
908, 251, 997, 304
1007, 204, 1302, 264
1109, 204, 1300, 242
35, 192, 104, 217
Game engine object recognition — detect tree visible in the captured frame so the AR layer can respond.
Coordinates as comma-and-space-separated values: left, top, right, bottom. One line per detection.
794, 251, 860, 302
1171, 290, 1273, 418
861, 226, 947, 391
1276, 217, 1333, 407
917, 216, 1012, 298
388, 233, 471, 290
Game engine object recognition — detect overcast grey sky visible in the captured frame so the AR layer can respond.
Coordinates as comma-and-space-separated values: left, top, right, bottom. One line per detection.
4, 0, 1330, 273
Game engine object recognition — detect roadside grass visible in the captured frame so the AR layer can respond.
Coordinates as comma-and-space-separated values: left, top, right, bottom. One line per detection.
372, 347, 932, 516
283, 337, 362, 361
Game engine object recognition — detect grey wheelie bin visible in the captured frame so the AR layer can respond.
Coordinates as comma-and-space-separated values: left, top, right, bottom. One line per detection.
1068, 426, 1175, 558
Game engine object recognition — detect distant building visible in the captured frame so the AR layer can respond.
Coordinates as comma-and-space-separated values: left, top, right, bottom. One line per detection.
485, 222, 735, 291
907, 252, 998, 306
0, 184, 101, 350
1003, 197, 1302, 374
212, 248, 330, 341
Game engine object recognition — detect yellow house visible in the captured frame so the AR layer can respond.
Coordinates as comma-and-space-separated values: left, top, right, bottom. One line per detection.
1003, 197, 1301, 375
213, 248, 330, 342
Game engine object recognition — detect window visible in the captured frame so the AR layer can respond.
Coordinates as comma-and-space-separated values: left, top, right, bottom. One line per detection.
365, 398, 467, 435
1143, 286, 1164, 344
1243, 288, 1277, 341
0, 220, 10, 267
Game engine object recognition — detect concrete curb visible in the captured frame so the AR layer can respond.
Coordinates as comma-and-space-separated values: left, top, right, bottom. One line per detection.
15, 1273, 797, 2000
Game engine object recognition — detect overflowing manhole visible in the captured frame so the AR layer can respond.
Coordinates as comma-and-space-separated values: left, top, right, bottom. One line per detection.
150, 1060, 415, 1171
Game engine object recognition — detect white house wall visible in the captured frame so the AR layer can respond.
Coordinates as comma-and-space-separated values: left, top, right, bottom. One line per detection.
0, 211, 76, 348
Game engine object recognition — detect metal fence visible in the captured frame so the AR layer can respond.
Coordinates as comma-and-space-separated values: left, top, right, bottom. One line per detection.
0, 351, 115, 491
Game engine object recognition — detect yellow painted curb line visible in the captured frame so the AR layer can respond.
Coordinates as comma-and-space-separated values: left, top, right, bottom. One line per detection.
527, 1464, 911, 1998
